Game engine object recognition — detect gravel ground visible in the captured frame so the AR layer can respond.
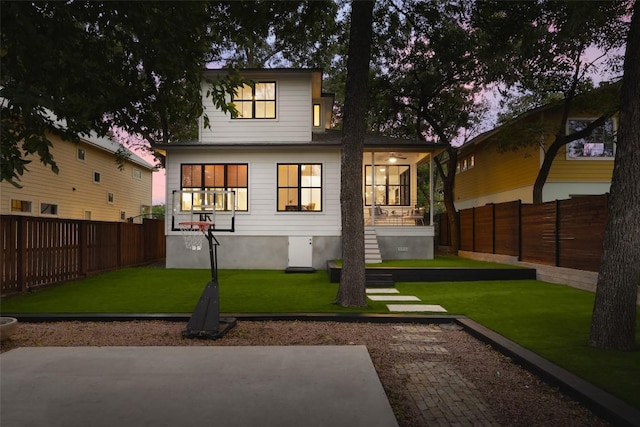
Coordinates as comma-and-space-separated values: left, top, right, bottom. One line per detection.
1, 320, 610, 427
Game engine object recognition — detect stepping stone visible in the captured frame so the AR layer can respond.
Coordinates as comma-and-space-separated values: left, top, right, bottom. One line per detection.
366, 288, 400, 294
386, 304, 447, 312
367, 295, 421, 301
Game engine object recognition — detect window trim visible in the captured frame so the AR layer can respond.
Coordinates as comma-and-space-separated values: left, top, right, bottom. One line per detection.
93, 171, 101, 184
107, 192, 115, 204
364, 164, 411, 207
180, 163, 249, 212
77, 147, 86, 161
232, 81, 277, 120
566, 117, 616, 160
277, 163, 323, 212
133, 168, 142, 180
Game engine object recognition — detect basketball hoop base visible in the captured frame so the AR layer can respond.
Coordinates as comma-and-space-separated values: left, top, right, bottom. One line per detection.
182, 318, 237, 340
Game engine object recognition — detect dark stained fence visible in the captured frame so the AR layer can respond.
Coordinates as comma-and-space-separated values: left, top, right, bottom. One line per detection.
520, 202, 557, 266
494, 201, 520, 256
558, 195, 608, 271
459, 209, 474, 251
0, 216, 165, 296
449, 195, 608, 272
473, 204, 494, 254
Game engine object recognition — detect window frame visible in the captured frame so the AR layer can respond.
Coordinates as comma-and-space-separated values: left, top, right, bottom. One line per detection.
277, 163, 323, 212
93, 171, 101, 184
566, 118, 616, 160
364, 164, 411, 206
77, 148, 86, 161
180, 163, 249, 212
232, 81, 277, 120
133, 168, 142, 180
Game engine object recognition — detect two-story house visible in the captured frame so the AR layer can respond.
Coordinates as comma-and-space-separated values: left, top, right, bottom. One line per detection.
156, 68, 441, 270
454, 100, 616, 210
1, 132, 155, 223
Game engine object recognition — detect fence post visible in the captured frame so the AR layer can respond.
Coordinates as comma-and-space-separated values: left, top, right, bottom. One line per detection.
555, 199, 560, 267
517, 200, 522, 262
79, 221, 88, 277
491, 203, 496, 254
17, 216, 27, 293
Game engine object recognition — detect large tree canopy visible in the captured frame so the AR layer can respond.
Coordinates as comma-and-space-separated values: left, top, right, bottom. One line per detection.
473, 0, 632, 203
0, 1, 340, 187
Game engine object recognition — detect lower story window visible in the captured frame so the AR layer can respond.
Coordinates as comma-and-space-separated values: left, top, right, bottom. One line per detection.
181, 164, 248, 211
11, 199, 32, 213
365, 165, 410, 206
277, 164, 322, 211
40, 203, 58, 215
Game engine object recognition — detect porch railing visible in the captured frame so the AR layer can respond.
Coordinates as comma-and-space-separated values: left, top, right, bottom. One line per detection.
365, 205, 428, 226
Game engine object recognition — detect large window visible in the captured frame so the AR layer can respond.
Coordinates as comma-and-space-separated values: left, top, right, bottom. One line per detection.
233, 82, 276, 119
181, 164, 248, 211
277, 164, 322, 211
566, 119, 616, 159
365, 165, 410, 206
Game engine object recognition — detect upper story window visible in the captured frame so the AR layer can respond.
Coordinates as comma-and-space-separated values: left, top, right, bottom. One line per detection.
566, 118, 616, 160
277, 164, 322, 212
365, 165, 410, 206
133, 168, 142, 180
232, 82, 276, 119
181, 164, 248, 211
313, 104, 322, 128
77, 148, 86, 161
93, 171, 101, 183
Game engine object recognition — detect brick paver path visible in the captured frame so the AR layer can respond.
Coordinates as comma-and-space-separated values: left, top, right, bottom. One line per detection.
391, 325, 500, 426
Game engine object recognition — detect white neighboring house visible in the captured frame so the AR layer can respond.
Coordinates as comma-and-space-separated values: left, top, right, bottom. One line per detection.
2, 131, 155, 223
156, 68, 441, 270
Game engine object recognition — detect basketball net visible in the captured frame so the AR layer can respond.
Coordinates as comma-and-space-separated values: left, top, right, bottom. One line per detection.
178, 221, 211, 251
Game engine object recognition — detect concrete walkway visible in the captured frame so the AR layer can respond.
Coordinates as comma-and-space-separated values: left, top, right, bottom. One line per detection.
1, 346, 399, 427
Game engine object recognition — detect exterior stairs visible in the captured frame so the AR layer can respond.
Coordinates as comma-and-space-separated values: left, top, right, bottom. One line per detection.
364, 227, 383, 264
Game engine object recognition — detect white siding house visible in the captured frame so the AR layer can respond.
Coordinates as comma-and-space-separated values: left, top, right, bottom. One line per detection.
157, 68, 440, 270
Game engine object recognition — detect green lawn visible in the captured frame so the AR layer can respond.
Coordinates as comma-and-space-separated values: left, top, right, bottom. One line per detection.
1, 266, 639, 409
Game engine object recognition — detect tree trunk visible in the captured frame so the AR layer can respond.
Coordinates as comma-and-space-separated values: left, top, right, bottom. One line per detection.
435, 147, 459, 253
335, 0, 374, 307
589, 0, 640, 351
532, 137, 563, 204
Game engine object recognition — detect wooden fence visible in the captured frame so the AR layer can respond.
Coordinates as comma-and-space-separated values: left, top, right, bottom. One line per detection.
1, 216, 165, 296
437, 195, 609, 272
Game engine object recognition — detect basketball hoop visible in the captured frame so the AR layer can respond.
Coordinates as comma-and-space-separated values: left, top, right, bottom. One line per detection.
178, 221, 211, 251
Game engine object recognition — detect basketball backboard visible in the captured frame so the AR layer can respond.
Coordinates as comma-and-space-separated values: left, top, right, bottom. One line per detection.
171, 189, 236, 235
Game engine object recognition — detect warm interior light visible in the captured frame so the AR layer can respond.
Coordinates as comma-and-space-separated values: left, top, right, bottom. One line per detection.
389, 156, 397, 163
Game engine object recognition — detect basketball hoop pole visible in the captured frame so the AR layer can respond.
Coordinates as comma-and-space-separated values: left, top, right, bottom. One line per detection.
182, 228, 237, 340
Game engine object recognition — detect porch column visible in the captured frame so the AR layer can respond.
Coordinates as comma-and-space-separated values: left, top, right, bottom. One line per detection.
370, 151, 376, 224
429, 154, 434, 226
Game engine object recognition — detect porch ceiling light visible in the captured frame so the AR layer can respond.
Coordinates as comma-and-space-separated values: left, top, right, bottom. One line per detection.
389, 156, 397, 163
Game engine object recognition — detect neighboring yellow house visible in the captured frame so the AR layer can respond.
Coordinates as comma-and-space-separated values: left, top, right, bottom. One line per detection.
454, 102, 616, 210
1, 132, 155, 223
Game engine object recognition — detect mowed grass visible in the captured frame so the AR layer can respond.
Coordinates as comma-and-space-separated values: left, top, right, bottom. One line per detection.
1, 266, 639, 409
